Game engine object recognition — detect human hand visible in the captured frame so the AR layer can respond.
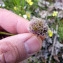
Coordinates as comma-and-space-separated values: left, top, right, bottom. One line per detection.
0, 8, 42, 63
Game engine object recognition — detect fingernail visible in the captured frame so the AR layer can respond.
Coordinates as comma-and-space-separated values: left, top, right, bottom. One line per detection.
24, 36, 42, 55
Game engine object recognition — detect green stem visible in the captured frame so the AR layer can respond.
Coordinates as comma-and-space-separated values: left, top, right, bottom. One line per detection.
0, 32, 14, 36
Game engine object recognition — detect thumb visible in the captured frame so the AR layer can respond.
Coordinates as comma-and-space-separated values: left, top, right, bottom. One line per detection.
0, 33, 42, 63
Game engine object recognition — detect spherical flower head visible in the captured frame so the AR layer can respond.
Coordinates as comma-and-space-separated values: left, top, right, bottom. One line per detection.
26, 11, 31, 18
1, 4, 5, 7
19, 14, 21, 16
29, 1, 33, 5
29, 17, 48, 36
48, 29, 53, 37
52, 11, 58, 17
23, 15, 27, 19
26, 0, 33, 6
14, 6, 17, 10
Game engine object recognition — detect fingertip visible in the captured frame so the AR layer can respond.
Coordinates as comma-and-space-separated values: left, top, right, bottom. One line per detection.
0, 8, 30, 33
24, 35, 42, 55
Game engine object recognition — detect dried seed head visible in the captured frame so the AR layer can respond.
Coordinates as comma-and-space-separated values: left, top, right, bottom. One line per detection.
29, 17, 48, 36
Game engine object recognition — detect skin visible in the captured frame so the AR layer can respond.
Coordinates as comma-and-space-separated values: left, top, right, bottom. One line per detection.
0, 8, 43, 63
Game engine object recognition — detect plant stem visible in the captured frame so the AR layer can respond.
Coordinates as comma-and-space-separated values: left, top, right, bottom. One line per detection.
49, 25, 58, 63
0, 32, 14, 36
49, 35, 57, 63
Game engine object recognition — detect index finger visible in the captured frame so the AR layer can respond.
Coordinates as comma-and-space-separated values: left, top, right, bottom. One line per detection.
0, 8, 29, 34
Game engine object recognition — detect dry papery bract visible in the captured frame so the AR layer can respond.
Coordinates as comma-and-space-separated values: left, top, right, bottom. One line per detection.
29, 17, 48, 36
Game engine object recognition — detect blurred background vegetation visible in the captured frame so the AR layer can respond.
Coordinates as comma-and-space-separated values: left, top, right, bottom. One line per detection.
1, 0, 38, 19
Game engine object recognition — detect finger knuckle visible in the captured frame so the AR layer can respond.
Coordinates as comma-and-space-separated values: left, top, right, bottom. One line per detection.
0, 42, 17, 63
